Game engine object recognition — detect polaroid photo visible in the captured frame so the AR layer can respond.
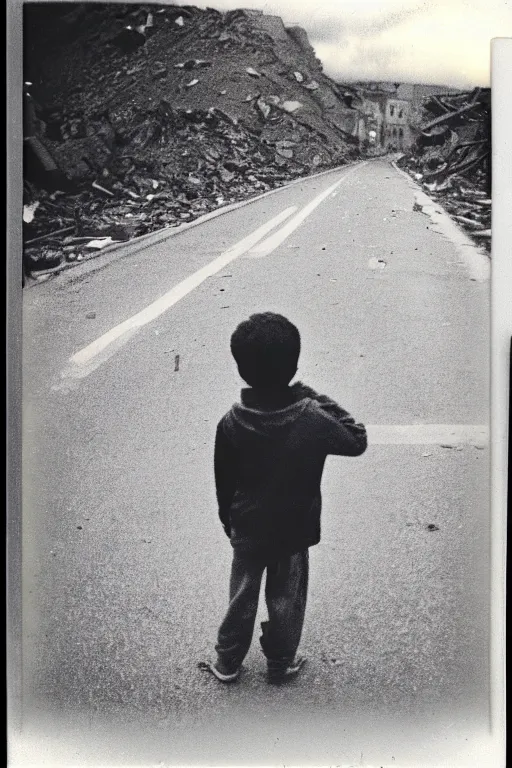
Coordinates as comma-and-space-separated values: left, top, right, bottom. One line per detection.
7, 1, 509, 766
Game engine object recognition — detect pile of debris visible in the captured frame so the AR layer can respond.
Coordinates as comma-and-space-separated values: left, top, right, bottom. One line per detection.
398, 88, 491, 251
23, 3, 360, 279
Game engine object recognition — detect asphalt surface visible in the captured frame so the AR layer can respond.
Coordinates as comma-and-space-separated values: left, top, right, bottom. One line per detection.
18, 159, 493, 767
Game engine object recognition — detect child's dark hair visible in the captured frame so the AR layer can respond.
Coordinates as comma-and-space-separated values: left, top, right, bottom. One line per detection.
230, 312, 301, 388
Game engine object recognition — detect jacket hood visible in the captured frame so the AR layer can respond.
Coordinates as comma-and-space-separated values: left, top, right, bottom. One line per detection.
227, 385, 310, 438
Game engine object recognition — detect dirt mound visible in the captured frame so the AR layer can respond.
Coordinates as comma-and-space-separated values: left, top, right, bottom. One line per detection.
23, 3, 360, 277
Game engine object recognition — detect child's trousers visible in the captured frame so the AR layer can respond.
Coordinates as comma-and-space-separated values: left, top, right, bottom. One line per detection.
215, 549, 309, 674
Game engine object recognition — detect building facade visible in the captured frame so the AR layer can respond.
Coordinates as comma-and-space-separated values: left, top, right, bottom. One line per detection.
349, 81, 444, 153
383, 97, 411, 151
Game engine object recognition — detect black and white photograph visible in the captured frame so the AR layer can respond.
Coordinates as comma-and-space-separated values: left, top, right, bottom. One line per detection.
7, 0, 510, 765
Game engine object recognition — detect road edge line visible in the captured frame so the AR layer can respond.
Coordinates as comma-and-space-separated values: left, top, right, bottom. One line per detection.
391, 161, 490, 282
27, 160, 367, 288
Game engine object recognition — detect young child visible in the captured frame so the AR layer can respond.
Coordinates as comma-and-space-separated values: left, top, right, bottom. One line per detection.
202, 312, 367, 684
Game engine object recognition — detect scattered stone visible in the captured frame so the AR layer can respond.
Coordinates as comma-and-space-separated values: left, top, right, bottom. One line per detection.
86, 312, 96, 319
23, 201, 40, 223
256, 98, 271, 119
281, 100, 302, 113
368, 257, 387, 269
426, 524, 440, 532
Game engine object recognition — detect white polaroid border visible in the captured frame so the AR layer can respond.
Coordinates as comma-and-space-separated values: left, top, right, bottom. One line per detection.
489, 36, 510, 755
7, 4, 509, 768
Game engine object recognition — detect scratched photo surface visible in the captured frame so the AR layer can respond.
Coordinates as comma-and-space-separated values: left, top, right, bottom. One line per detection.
15, 0, 507, 766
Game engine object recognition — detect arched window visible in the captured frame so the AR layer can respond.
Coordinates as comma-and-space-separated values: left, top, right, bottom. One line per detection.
398, 127, 404, 139
393, 127, 397, 138
389, 105, 395, 117
398, 109, 403, 119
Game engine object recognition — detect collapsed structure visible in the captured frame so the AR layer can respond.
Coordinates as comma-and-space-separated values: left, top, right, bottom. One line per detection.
398, 88, 491, 250
23, 3, 361, 274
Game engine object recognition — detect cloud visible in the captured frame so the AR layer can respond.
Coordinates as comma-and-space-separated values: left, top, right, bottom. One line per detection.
174, 0, 510, 86
304, 3, 433, 43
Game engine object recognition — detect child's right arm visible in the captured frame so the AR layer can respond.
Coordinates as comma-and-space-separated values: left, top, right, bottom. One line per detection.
296, 382, 367, 457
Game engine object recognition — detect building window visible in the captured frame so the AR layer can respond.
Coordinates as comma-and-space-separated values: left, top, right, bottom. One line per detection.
399, 127, 404, 139
398, 109, 403, 118
393, 127, 397, 137
389, 105, 395, 117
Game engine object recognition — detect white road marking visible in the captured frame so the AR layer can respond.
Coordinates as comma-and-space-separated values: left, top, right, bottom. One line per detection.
54, 206, 298, 386
391, 161, 490, 283
247, 163, 364, 258
413, 189, 490, 283
367, 424, 488, 445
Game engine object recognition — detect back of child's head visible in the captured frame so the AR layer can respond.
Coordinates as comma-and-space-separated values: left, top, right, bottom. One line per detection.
230, 312, 301, 388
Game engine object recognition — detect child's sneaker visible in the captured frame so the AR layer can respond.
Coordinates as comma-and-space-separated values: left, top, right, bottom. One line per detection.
267, 655, 307, 683
198, 660, 241, 683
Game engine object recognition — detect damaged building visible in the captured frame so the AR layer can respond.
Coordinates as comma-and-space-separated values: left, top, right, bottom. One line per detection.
352, 82, 463, 153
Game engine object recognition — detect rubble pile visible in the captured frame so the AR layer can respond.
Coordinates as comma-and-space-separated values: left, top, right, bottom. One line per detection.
398, 88, 491, 251
23, 3, 360, 276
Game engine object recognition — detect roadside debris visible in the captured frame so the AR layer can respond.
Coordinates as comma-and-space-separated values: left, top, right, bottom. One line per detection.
85, 237, 117, 250
22, 4, 362, 276
23, 201, 40, 223
399, 88, 491, 252
92, 181, 114, 197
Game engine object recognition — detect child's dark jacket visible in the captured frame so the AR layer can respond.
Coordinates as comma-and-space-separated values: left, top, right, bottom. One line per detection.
214, 382, 367, 558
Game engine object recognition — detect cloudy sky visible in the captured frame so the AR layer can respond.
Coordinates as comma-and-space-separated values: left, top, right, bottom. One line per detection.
176, 0, 511, 87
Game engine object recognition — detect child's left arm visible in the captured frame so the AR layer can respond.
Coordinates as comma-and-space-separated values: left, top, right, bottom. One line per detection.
214, 420, 237, 537
295, 382, 367, 456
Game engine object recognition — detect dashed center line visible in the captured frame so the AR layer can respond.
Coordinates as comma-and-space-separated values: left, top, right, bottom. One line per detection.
53, 205, 298, 388
54, 165, 363, 388
247, 163, 363, 258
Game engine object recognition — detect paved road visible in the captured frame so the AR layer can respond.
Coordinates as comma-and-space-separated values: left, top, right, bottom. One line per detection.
18, 160, 493, 766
